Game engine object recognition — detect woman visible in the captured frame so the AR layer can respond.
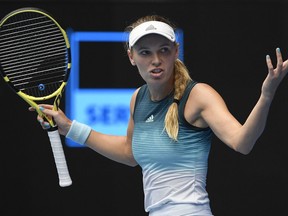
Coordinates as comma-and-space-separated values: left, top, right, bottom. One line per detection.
31, 15, 288, 215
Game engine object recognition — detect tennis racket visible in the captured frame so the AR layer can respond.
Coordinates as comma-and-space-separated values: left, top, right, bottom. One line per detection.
0, 7, 72, 187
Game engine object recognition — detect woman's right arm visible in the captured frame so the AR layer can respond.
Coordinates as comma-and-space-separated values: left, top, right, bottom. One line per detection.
30, 88, 140, 167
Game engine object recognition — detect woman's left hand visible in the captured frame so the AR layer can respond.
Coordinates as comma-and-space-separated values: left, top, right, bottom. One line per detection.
262, 47, 288, 100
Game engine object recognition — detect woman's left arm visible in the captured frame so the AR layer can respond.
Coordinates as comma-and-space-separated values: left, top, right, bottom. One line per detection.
237, 48, 288, 153
199, 48, 288, 154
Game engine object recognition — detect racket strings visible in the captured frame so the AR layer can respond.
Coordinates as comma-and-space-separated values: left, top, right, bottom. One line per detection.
1, 50, 67, 74
0, 14, 51, 31
0, 11, 69, 98
0, 47, 67, 72
0, 34, 65, 57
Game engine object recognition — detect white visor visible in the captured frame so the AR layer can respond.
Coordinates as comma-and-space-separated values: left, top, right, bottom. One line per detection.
128, 21, 176, 48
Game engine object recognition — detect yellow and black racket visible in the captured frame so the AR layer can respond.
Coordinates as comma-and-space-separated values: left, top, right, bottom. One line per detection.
0, 8, 72, 187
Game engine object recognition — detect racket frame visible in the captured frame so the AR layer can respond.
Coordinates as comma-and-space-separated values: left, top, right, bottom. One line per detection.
0, 7, 72, 187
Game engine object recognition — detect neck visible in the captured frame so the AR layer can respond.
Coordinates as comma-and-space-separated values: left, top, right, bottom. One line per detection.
148, 84, 174, 102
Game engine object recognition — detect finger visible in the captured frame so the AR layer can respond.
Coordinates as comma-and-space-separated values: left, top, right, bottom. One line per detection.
276, 47, 283, 68
28, 107, 36, 111
37, 115, 44, 123
266, 55, 274, 73
39, 105, 56, 116
38, 104, 54, 109
37, 115, 51, 129
42, 121, 51, 129
283, 59, 288, 72
29, 104, 53, 112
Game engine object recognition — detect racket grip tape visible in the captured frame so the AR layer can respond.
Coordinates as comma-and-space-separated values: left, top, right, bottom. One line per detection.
47, 130, 72, 187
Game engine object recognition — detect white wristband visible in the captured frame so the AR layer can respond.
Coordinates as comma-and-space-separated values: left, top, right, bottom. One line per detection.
66, 120, 92, 145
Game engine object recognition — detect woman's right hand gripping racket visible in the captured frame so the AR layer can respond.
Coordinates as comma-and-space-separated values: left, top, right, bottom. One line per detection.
0, 8, 72, 187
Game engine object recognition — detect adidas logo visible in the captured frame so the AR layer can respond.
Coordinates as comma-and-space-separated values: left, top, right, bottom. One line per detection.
145, 115, 154, 123
145, 24, 157, 31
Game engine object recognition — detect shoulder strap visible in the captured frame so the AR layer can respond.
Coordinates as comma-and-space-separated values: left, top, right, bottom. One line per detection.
178, 80, 198, 125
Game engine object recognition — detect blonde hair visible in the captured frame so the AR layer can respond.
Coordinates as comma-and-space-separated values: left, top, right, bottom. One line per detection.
125, 15, 192, 141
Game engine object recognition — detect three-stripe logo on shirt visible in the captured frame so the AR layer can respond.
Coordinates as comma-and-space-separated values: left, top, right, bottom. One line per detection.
145, 115, 154, 123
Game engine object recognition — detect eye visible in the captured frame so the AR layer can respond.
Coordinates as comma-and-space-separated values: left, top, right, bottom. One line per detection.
139, 50, 151, 56
161, 47, 168, 52
160, 47, 171, 53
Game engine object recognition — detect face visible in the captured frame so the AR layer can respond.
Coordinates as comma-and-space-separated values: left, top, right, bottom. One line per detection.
128, 34, 179, 87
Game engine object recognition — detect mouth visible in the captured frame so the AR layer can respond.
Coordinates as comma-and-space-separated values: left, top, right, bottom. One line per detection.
149, 68, 164, 79
150, 68, 163, 74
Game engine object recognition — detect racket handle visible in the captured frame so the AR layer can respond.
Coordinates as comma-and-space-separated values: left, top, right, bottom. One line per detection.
47, 130, 72, 187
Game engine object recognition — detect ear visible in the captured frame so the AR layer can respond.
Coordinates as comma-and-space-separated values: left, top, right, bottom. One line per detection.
127, 49, 136, 66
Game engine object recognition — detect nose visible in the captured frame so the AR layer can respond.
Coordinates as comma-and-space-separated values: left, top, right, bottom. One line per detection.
152, 53, 161, 67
